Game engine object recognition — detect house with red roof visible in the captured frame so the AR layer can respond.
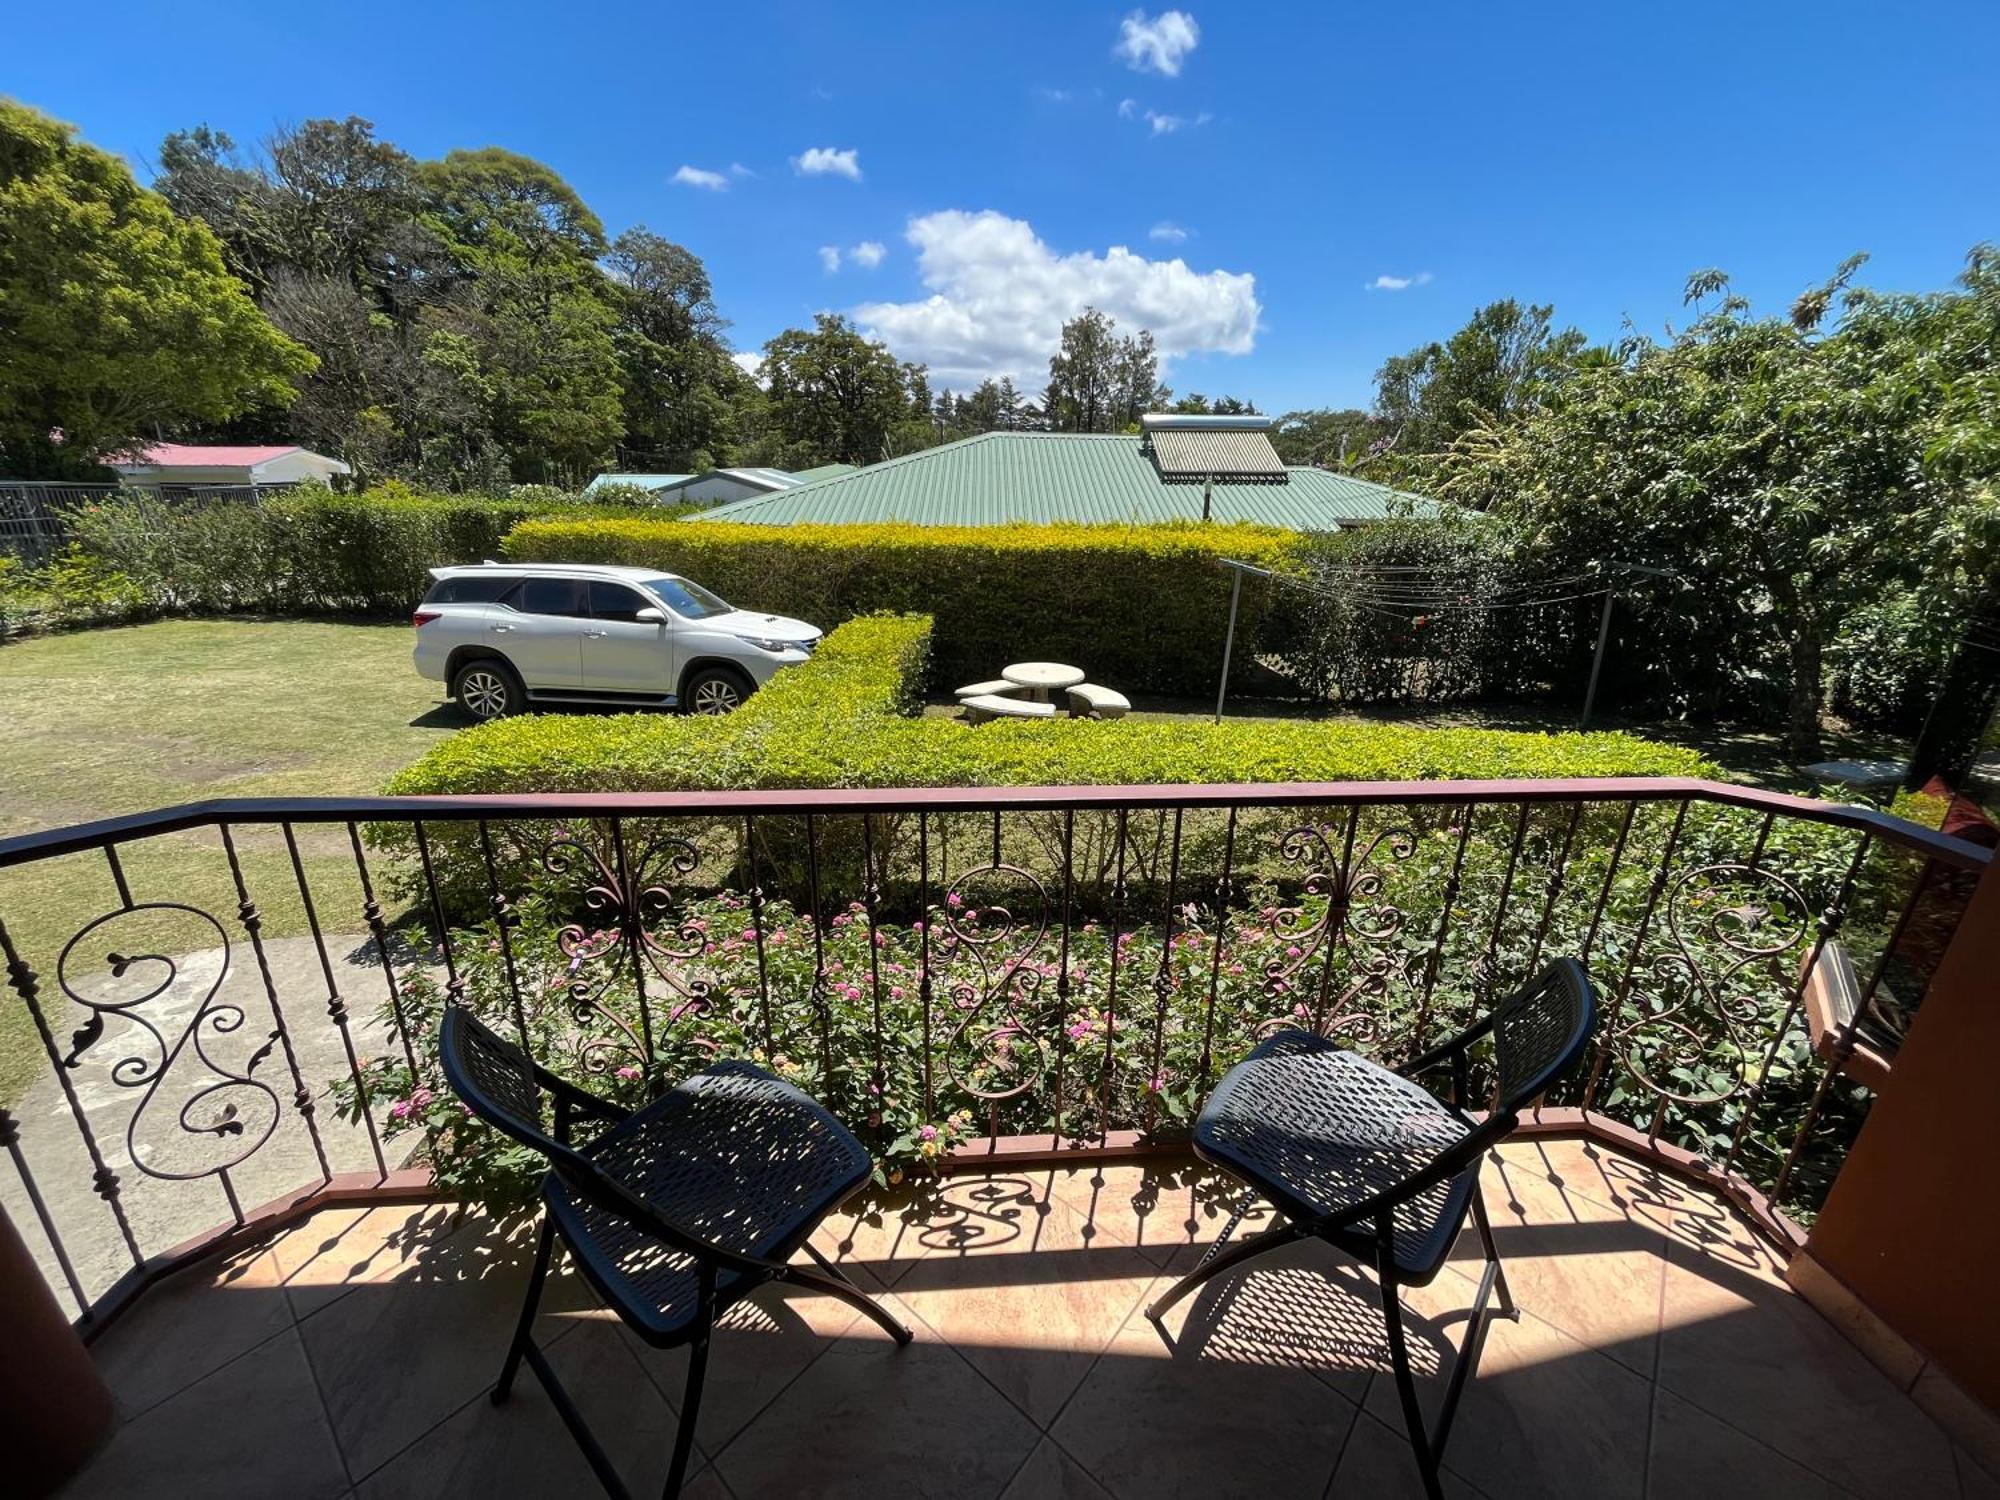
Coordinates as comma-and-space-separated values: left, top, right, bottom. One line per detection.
110, 443, 352, 488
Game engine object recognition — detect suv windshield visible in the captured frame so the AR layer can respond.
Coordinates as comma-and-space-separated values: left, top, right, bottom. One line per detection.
642, 575, 731, 620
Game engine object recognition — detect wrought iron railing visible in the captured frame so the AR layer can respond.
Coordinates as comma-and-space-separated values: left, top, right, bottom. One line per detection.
0, 481, 286, 562
0, 780, 1985, 1332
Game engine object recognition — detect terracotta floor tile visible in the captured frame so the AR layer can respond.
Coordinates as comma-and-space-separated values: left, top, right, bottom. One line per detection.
1959, 1446, 2000, 1500
270, 1203, 467, 1319
711, 1293, 1040, 1499
89, 1244, 292, 1418
1646, 1388, 1847, 1500
1044, 1160, 1278, 1267
1050, 1267, 1360, 1499
1328, 1411, 1487, 1500
65, 1329, 349, 1500
1362, 1271, 1653, 1500
1448, 1166, 1665, 1379
612, 1262, 888, 1455
894, 1189, 1161, 1425
1146, 1234, 1401, 1405
296, 1215, 566, 1480
1656, 1236, 1957, 1499
1000, 1438, 1115, 1499
354, 1320, 682, 1499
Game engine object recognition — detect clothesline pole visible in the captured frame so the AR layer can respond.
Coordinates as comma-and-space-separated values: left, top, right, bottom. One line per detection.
1215, 567, 1245, 723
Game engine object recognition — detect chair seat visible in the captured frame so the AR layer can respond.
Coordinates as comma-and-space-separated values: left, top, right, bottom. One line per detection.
1194, 1031, 1479, 1282
544, 1060, 873, 1344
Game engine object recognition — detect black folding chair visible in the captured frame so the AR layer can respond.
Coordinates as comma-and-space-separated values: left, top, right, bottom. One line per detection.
439, 1007, 912, 1500
1147, 958, 1597, 1500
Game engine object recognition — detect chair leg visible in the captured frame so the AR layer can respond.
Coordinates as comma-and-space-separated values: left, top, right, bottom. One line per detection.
1144, 1219, 1306, 1321
1469, 1178, 1516, 1318
1378, 1258, 1445, 1500
787, 1247, 915, 1345
493, 1214, 556, 1405
662, 1320, 711, 1500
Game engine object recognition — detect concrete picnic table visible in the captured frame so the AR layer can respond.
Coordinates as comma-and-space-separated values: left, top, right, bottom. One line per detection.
1002, 661, 1086, 702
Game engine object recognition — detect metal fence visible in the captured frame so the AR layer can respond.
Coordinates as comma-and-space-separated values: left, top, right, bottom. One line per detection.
0, 482, 285, 563
0, 778, 1984, 1333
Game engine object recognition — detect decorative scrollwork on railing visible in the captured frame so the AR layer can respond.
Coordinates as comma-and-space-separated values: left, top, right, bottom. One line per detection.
1613, 863, 1812, 1115
938, 861, 1052, 1104
542, 826, 713, 1075
57, 904, 282, 1182
1254, 822, 1418, 1048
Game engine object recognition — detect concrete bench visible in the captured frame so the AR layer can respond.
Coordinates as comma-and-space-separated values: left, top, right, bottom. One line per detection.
1066, 683, 1131, 720
954, 679, 1025, 700
961, 694, 1057, 723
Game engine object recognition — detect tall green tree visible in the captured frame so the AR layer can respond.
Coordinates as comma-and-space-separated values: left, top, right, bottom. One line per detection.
0, 101, 313, 476
759, 315, 926, 465
1272, 408, 1385, 470
1374, 300, 1588, 473
1440, 253, 2000, 760
418, 148, 624, 483
605, 226, 740, 472
1043, 308, 1166, 432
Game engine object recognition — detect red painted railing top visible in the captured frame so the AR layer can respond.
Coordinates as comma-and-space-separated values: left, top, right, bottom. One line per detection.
0, 777, 1988, 872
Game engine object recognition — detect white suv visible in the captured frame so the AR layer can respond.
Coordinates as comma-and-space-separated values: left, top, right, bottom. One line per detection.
413, 562, 822, 720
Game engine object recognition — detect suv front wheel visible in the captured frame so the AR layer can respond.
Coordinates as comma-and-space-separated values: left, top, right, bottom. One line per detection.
452, 658, 523, 721
684, 665, 751, 715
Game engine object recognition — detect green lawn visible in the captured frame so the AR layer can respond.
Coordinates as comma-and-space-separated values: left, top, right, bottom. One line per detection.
0, 619, 463, 1101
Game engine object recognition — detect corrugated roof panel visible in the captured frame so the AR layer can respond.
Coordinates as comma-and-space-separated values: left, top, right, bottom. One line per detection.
1149, 427, 1287, 478
690, 433, 1432, 530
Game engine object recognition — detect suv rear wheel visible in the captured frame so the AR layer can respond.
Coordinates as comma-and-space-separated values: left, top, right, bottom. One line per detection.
684, 665, 751, 715
452, 658, 523, 721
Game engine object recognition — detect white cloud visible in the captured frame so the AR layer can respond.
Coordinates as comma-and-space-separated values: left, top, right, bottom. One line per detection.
1367, 272, 1434, 291
818, 245, 843, 273
671, 165, 729, 191
1116, 9, 1200, 77
793, 146, 862, 181
1120, 102, 1210, 135
1149, 221, 1190, 243
1038, 87, 1074, 102
850, 240, 887, 269
730, 350, 765, 384
851, 209, 1259, 390
730, 162, 755, 178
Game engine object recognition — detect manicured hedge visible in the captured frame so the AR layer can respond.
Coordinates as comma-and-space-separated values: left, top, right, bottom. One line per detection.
388, 612, 1714, 799
498, 517, 1300, 696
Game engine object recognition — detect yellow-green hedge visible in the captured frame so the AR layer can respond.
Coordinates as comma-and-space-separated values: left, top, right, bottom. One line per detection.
388, 612, 1715, 798
499, 517, 1300, 695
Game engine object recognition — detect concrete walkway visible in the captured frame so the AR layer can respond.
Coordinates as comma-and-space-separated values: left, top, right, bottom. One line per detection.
4, 934, 420, 1315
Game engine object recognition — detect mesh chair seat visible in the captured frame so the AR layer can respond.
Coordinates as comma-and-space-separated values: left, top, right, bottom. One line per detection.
1194, 1031, 1479, 1281
548, 1061, 873, 1343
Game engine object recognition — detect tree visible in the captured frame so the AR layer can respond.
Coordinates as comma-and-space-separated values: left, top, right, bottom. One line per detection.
1044, 308, 1165, 432
1373, 300, 1588, 472
759, 315, 925, 465
605, 226, 739, 471
1272, 408, 1386, 470
418, 148, 623, 482
0, 101, 313, 476
1439, 252, 2000, 761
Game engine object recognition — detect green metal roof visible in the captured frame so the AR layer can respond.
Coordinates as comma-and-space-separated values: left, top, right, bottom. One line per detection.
788, 462, 859, 484
690, 433, 1432, 530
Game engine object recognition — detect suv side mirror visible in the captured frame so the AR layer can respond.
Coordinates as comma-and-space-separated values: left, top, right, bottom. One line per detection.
633, 607, 667, 624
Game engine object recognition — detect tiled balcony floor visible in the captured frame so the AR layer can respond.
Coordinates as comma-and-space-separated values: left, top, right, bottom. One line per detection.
59, 1135, 1996, 1500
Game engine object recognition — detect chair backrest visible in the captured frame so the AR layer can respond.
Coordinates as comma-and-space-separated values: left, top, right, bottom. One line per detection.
1489, 957, 1598, 1114
438, 1006, 561, 1157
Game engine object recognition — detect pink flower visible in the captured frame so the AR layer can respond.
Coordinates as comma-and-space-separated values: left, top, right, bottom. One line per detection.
1067, 1019, 1095, 1041
616, 1065, 642, 1080
918, 1124, 938, 1141
947, 892, 962, 908
1286, 945, 1303, 958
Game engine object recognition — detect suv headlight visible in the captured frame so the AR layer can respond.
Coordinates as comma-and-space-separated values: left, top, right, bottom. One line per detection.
737, 634, 793, 653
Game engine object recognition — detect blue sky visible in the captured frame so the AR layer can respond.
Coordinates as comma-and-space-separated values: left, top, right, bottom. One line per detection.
11, 0, 1998, 410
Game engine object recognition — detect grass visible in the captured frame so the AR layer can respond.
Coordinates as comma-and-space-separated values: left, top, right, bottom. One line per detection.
0, 619, 463, 1101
